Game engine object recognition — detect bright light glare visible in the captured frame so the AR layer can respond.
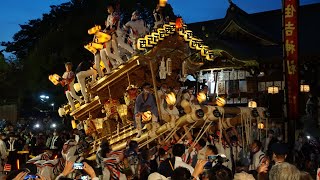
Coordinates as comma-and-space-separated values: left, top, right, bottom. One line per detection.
35, 124, 40, 128
51, 103, 54, 106
307, 136, 310, 139
46, 96, 49, 99
40, 95, 46, 99
51, 123, 57, 128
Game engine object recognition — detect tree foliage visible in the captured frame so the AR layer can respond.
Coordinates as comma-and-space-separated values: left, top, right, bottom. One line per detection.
1, 0, 175, 110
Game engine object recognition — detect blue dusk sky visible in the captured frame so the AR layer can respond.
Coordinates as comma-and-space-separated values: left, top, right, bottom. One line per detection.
0, 0, 319, 50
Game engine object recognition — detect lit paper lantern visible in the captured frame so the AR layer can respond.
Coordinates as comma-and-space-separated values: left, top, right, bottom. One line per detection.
94, 32, 111, 43
58, 107, 66, 117
267, 86, 279, 94
248, 101, 257, 108
175, 18, 183, 29
88, 25, 101, 35
216, 97, 226, 107
197, 92, 207, 103
166, 92, 176, 105
90, 43, 103, 50
84, 44, 97, 54
300, 84, 310, 92
74, 83, 81, 93
258, 122, 264, 129
49, 74, 61, 85
142, 111, 152, 123
159, 0, 167, 7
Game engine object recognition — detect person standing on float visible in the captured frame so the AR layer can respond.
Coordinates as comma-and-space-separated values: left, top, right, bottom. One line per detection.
100, 3, 124, 69
60, 62, 83, 111
123, 11, 148, 51
134, 83, 158, 137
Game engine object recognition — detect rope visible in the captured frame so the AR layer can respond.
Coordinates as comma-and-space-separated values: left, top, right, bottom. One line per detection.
178, 122, 198, 143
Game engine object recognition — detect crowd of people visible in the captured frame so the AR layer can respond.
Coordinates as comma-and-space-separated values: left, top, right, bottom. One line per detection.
0, 123, 315, 180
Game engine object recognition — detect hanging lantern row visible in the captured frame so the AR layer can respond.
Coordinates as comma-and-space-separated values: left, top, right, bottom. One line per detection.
136, 19, 222, 61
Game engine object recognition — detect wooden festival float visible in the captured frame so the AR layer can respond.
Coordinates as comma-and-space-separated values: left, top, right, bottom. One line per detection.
55, 19, 270, 159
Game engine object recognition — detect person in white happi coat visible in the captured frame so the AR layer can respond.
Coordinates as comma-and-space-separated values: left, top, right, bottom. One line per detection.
153, 4, 164, 29
123, 11, 148, 51
0, 134, 8, 172
76, 59, 97, 103
60, 62, 83, 111
157, 83, 168, 109
249, 140, 267, 171
100, 3, 124, 70
182, 86, 196, 105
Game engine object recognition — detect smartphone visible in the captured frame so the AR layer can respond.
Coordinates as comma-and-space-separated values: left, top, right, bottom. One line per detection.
73, 162, 84, 170
207, 155, 218, 162
24, 175, 39, 180
81, 175, 89, 180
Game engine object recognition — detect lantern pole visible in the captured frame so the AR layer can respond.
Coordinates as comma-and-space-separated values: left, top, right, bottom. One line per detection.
149, 59, 163, 119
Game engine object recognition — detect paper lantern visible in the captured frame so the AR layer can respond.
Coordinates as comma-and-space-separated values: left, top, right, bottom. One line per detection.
71, 120, 77, 129
142, 111, 152, 123
166, 58, 172, 76
300, 84, 310, 92
166, 92, 176, 105
197, 92, 207, 103
258, 122, 264, 129
159, 0, 167, 7
88, 25, 101, 35
248, 101, 257, 108
58, 107, 66, 117
73, 83, 81, 93
49, 74, 61, 85
267, 86, 279, 94
90, 43, 103, 50
216, 97, 226, 107
94, 32, 111, 43
175, 18, 183, 29
84, 44, 97, 54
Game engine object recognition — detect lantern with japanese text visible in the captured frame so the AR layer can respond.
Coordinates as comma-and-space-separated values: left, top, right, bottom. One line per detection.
49, 74, 61, 85
197, 92, 207, 103
258, 122, 264, 129
84, 44, 97, 54
166, 92, 176, 105
216, 97, 226, 107
88, 25, 101, 35
248, 101, 257, 108
142, 111, 152, 123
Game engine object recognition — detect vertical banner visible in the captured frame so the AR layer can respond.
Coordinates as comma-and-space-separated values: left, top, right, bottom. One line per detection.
284, 0, 299, 123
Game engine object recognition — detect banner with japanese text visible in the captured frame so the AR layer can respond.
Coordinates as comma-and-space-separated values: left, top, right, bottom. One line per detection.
284, 0, 299, 120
